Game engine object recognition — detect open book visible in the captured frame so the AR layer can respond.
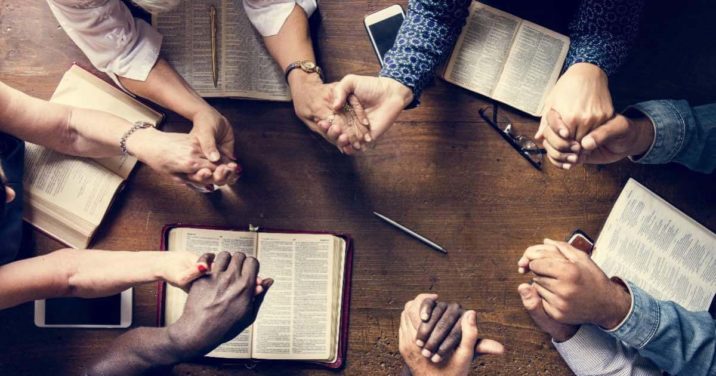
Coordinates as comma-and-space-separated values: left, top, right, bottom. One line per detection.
159, 225, 353, 368
593, 179, 716, 312
22, 65, 163, 248
441, 2, 570, 116
153, 1, 291, 101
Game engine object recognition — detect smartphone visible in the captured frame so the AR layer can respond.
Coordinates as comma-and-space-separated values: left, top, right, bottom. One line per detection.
567, 229, 594, 256
34, 289, 132, 328
364, 5, 405, 66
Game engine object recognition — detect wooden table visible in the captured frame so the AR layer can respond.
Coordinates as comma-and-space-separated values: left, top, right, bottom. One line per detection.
1, 1, 715, 375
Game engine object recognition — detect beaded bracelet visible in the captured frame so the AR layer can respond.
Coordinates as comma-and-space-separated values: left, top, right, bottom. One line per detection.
120, 121, 153, 156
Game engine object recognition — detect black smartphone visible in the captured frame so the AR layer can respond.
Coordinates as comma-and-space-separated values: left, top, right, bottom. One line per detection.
364, 5, 405, 66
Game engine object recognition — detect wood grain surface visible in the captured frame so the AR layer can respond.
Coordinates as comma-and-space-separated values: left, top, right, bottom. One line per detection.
0, 1, 714, 375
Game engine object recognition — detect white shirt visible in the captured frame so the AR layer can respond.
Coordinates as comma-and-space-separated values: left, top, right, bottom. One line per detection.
46, 0, 317, 85
553, 325, 661, 376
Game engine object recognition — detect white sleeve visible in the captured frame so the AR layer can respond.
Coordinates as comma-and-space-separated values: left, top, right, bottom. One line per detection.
46, 0, 162, 86
242, 0, 318, 36
553, 325, 662, 376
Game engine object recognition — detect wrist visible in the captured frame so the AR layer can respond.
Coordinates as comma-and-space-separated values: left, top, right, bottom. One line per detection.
566, 62, 608, 81
599, 281, 632, 329
165, 321, 203, 361
124, 124, 161, 161
381, 77, 414, 108
287, 69, 323, 90
629, 115, 655, 158
551, 325, 579, 343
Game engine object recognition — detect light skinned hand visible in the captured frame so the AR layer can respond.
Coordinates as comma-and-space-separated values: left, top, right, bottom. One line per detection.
536, 63, 614, 169
518, 283, 579, 342
518, 239, 632, 329
189, 108, 241, 185
323, 75, 413, 151
400, 294, 504, 376
289, 73, 370, 154
167, 252, 273, 359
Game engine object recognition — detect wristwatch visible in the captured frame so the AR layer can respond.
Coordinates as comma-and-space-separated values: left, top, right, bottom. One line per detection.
284, 60, 324, 82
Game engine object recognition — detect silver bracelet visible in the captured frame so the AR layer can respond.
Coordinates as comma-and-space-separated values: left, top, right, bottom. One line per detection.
120, 121, 153, 156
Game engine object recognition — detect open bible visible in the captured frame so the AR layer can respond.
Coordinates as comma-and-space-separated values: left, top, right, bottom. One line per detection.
158, 225, 353, 368
441, 2, 570, 116
153, 0, 291, 100
22, 65, 163, 248
593, 179, 716, 312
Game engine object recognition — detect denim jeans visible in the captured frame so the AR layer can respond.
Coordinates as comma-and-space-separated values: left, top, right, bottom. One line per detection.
628, 99, 716, 174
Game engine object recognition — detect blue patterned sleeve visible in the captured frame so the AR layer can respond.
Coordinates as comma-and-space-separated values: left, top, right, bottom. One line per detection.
565, 0, 645, 75
379, 0, 471, 106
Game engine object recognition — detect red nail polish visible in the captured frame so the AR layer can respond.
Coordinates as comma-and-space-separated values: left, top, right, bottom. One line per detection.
197, 265, 208, 273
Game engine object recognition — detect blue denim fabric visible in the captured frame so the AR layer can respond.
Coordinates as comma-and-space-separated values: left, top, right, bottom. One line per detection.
628, 100, 716, 174
0, 134, 24, 265
379, 0, 644, 105
608, 282, 716, 376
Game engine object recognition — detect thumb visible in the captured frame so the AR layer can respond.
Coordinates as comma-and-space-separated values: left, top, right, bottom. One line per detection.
332, 75, 360, 111
581, 115, 630, 152
195, 128, 221, 162
252, 278, 273, 317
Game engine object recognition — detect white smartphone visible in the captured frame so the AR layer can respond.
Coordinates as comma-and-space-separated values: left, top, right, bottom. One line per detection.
365, 5, 405, 66
34, 289, 132, 328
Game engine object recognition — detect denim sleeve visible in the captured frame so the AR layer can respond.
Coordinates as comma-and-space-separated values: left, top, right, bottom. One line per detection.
607, 282, 716, 376
626, 100, 716, 174
565, 0, 644, 75
379, 0, 470, 106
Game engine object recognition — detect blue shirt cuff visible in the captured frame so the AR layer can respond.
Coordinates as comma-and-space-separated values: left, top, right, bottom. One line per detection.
625, 100, 690, 165
607, 282, 661, 349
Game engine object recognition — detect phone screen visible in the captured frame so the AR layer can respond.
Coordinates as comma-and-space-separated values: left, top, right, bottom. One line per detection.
45, 295, 121, 325
368, 13, 405, 63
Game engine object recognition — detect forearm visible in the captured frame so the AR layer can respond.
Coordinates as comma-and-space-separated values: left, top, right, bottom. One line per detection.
0, 249, 169, 309
608, 283, 716, 375
627, 100, 716, 173
118, 58, 212, 121
565, 0, 644, 75
0, 81, 156, 159
88, 327, 184, 376
379, 0, 471, 103
262, 4, 315, 76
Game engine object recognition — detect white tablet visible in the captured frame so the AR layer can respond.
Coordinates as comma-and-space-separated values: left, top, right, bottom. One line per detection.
34, 289, 132, 328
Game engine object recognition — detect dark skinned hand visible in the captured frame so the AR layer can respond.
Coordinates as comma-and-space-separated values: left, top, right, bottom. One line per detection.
167, 251, 273, 359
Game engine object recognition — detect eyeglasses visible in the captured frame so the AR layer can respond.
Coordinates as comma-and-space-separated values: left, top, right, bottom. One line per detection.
479, 104, 546, 170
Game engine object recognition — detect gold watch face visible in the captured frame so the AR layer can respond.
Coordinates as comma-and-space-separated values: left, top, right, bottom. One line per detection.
300, 61, 316, 71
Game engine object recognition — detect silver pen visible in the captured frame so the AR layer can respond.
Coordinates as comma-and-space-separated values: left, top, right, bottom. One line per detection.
373, 212, 447, 254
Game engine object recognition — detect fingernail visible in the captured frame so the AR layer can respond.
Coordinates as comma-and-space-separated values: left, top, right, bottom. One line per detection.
518, 267, 525, 274
415, 340, 424, 347
570, 144, 581, 152
264, 279, 274, 288
431, 354, 442, 363
567, 154, 578, 163
562, 163, 571, 170
362, 118, 369, 126
421, 313, 429, 321
210, 152, 220, 161
421, 349, 432, 358
365, 135, 373, 143
197, 264, 208, 273
559, 128, 569, 138
518, 288, 529, 298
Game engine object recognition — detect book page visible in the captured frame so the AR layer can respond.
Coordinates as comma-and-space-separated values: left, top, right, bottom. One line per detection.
50, 66, 163, 179
165, 227, 257, 359
443, 3, 520, 97
23, 143, 123, 227
153, 1, 290, 100
252, 233, 335, 361
593, 179, 716, 312
492, 21, 569, 116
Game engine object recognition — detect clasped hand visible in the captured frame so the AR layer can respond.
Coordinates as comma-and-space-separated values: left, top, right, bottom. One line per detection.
127, 108, 240, 189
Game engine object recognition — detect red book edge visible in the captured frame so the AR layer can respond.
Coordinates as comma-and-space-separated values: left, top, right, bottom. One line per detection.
156, 223, 353, 369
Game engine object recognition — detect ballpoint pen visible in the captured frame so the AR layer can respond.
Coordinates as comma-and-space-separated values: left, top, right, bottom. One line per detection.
373, 211, 447, 254
210, 5, 218, 88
